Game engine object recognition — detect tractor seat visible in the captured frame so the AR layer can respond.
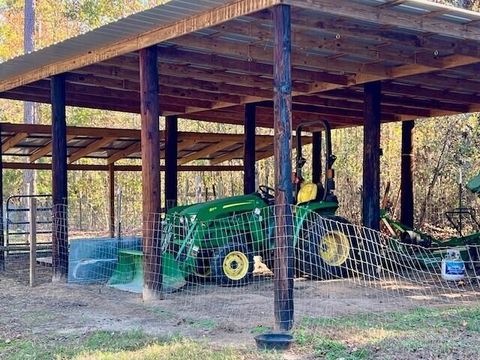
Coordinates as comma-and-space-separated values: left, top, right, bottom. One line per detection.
297, 182, 324, 204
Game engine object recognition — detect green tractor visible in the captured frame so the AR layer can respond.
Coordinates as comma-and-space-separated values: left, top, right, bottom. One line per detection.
158, 120, 358, 292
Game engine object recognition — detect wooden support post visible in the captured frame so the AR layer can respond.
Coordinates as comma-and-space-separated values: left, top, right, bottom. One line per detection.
244, 103, 256, 194
165, 115, 178, 210
362, 81, 382, 231
272, 4, 294, 332
108, 164, 115, 238
0, 122, 4, 271
29, 197, 37, 287
401, 120, 415, 228
51, 74, 68, 282
140, 45, 162, 300
312, 132, 322, 184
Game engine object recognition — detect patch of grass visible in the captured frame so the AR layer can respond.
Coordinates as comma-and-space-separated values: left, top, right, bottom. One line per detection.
1, 331, 275, 360
295, 305, 480, 359
250, 325, 273, 334
186, 318, 218, 330
73, 339, 260, 360
81, 330, 159, 353
294, 328, 370, 360
300, 305, 480, 333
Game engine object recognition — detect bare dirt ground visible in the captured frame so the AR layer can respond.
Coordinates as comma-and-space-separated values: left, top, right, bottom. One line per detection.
1, 261, 479, 359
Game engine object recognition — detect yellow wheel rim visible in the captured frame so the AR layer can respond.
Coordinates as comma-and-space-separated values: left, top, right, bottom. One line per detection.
320, 231, 350, 266
223, 251, 249, 280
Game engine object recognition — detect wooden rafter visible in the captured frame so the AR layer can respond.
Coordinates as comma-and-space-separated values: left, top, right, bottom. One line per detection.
0, 0, 479, 128
107, 141, 141, 164
2, 162, 243, 172
0, 0, 280, 93
68, 136, 116, 164
290, 0, 480, 41
210, 137, 273, 165
177, 138, 199, 152
29, 135, 76, 163
2, 132, 28, 152
178, 140, 238, 165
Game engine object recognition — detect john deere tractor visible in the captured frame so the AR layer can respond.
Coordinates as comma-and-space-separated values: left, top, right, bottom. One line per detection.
159, 120, 357, 291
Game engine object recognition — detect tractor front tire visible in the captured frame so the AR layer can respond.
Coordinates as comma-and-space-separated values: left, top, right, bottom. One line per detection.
299, 215, 358, 280
212, 243, 253, 287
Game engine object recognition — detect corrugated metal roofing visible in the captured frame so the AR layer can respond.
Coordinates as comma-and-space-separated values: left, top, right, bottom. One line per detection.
1, 0, 480, 88
0, 0, 231, 82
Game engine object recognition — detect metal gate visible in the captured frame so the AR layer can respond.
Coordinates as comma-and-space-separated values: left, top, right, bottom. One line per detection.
6, 194, 53, 249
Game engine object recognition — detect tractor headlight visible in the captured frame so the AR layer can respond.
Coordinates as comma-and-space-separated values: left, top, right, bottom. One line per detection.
190, 214, 197, 222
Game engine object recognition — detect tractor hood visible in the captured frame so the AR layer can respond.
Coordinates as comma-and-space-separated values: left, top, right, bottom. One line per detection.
170, 193, 267, 221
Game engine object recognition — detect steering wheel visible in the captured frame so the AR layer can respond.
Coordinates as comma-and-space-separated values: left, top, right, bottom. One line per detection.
258, 185, 275, 200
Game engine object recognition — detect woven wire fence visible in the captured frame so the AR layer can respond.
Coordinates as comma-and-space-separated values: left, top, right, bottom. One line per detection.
1, 203, 479, 331
49, 205, 479, 324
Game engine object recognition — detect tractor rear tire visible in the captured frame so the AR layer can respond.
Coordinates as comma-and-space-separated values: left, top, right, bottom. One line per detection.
212, 243, 253, 287
299, 215, 358, 280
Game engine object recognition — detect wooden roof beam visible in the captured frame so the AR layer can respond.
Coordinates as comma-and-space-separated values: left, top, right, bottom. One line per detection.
3, 161, 244, 172
81, 60, 276, 93
302, 53, 480, 97
169, 35, 387, 81
248, 11, 480, 61
382, 82, 480, 105
290, 0, 480, 42
24, 79, 214, 113
177, 138, 200, 152
29, 135, 76, 163
178, 140, 238, 165
299, 90, 470, 114
156, 47, 350, 86
1, 122, 140, 138
107, 141, 141, 164
210, 137, 273, 165
8, 83, 192, 115
66, 72, 272, 102
0, 0, 280, 93
68, 136, 116, 164
2, 132, 28, 152
214, 18, 425, 67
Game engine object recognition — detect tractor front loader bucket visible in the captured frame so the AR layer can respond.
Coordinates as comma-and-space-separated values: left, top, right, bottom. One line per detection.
108, 250, 186, 293
108, 249, 144, 293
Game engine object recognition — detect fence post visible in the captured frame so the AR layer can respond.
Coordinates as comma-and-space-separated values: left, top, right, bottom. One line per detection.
272, 3, 294, 332
29, 197, 37, 287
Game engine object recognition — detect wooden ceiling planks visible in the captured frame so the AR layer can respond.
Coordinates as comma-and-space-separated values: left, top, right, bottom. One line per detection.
1, 0, 480, 128
1, 123, 312, 167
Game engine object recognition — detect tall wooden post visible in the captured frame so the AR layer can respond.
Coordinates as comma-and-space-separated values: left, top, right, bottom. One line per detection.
51, 74, 68, 282
0, 122, 4, 271
362, 81, 381, 231
108, 164, 115, 238
244, 103, 256, 194
273, 4, 294, 332
140, 45, 162, 300
29, 197, 37, 287
401, 120, 414, 228
312, 132, 322, 184
165, 115, 178, 210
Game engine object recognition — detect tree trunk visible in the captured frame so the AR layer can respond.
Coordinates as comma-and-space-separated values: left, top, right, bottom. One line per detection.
23, 0, 37, 196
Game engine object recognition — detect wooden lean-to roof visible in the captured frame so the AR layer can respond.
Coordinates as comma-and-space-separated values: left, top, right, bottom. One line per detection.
0, 0, 480, 130
0, 122, 311, 170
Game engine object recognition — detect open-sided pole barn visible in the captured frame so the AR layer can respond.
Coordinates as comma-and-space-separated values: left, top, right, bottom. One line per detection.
1, 0, 480, 327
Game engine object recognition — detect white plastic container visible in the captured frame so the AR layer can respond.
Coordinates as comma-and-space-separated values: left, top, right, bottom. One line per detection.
441, 249, 465, 281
